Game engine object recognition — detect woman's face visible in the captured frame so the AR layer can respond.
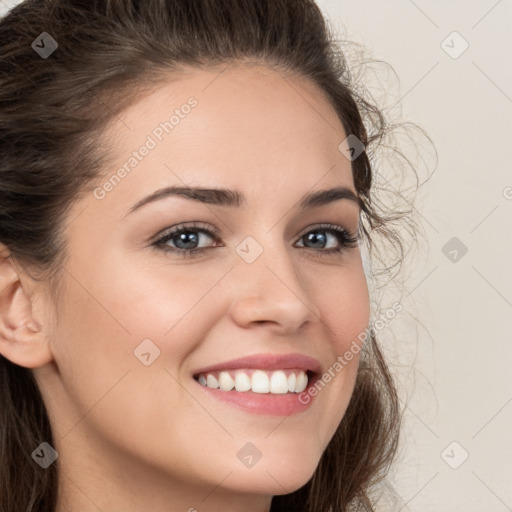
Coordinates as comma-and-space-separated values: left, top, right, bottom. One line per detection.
33, 64, 370, 511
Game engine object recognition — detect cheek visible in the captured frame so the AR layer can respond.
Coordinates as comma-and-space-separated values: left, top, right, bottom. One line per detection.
50, 256, 235, 431
319, 265, 370, 353
309, 267, 370, 434
69, 256, 222, 345
48, 257, 188, 401
48, 260, 229, 475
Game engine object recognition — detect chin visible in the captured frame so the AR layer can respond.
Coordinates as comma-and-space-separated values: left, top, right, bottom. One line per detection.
226, 464, 316, 496
222, 452, 320, 496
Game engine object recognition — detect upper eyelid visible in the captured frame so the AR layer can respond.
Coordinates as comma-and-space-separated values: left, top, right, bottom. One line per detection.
152, 222, 219, 243
152, 222, 357, 245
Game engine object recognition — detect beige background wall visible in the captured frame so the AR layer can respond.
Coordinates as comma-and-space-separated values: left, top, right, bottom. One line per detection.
2, 0, 511, 510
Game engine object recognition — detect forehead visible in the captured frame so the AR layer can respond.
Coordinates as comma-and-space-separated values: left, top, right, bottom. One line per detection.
98, 63, 355, 210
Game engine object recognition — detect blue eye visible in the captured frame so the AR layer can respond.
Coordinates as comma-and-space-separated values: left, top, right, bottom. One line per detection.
295, 224, 359, 255
152, 221, 358, 258
151, 222, 220, 258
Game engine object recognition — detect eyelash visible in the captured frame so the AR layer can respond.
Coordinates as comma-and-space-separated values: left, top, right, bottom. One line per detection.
151, 221, 359, 259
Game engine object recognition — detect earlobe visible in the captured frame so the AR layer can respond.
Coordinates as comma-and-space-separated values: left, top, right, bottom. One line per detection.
0, 248, 53, 369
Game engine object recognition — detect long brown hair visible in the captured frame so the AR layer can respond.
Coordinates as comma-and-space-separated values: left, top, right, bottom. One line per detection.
0, 1, 429, 510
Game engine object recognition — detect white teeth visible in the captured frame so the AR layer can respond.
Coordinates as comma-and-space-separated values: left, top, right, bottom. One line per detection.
218, 371, 235, 391
206, 374, 219, 389
198, 369, 309, 394
251, 370, 270, 393
234, 371, 251, 392
270, 370, 288, 394
287, 373, 296, 393
295, 371, 308, 393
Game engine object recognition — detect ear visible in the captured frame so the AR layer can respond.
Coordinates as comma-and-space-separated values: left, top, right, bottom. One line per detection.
0, 244, 53, 369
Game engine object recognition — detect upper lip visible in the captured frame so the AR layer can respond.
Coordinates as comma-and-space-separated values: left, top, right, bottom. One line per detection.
192, 353, 322, 377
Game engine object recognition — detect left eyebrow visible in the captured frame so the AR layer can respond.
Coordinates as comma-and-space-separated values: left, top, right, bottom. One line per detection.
123, 185, 360, 218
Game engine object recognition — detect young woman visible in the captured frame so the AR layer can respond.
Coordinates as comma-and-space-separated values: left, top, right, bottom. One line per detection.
0, 1, 423, 510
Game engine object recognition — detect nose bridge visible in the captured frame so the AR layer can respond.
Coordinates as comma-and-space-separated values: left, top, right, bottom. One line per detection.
228, 227, 320, 330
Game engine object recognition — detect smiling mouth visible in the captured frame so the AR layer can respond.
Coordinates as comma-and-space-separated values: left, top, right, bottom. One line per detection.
193, 368, 316, 394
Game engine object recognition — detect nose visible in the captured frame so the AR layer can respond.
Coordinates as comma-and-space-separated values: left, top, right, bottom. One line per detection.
228, 243, 322, 336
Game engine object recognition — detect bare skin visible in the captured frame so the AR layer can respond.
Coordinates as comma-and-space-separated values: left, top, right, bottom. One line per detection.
0, 63, 370, 512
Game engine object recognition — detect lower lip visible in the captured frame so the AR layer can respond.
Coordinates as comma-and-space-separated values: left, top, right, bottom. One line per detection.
194, 376, 318, 416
